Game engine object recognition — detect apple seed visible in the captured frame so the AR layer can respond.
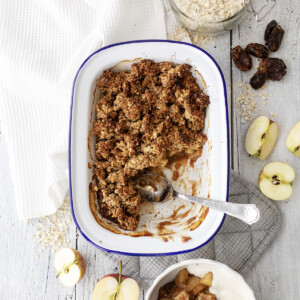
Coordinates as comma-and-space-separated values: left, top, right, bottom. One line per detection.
272, 175, 280, 185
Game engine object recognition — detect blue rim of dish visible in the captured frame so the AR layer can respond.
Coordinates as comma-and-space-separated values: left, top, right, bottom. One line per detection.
68, 39, 230, 256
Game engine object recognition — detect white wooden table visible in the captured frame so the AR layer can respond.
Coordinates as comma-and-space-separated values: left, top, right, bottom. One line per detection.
0, 1, 299, 299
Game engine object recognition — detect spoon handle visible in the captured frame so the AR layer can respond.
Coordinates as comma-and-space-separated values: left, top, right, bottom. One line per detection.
174, 192, 260, 225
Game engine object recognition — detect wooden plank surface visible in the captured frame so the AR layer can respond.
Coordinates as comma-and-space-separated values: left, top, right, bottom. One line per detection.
0, 1, 299, 299
231, 1, 300, 299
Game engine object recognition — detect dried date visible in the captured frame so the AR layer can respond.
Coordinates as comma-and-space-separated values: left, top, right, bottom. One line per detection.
264, 20, 285, 52
259, 58, 287, 81
245, 43, 269, 58
264, 20, 278, 41
231, 46, 252, 71
250, 71, 268, 90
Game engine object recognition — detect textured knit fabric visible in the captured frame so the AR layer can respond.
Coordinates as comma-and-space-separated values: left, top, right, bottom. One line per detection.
93, 172, 282, 291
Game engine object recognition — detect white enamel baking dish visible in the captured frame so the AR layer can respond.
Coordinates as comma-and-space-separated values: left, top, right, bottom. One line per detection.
69, 40, 229, 256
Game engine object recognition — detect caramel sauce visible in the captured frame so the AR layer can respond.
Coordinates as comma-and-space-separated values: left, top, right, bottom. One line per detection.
195, 70, 207, 89
157, 221, 178, 232
169, 205, 185, 218
111, 59, 131, 71
180, 209, 193, 219
148, 181, 159, 192
168, 236, 174, 242
189, 157, 197, 168
165, 149, 202, 180
111, 58, 142, 72
191, 181, 198, 196
87, 85, 98, 161
172, 170, 179, 181
179, 179, 187, 193
142, 174, 161, 192
186, 216, 197, 225
189, 207, 209, 231
150, 167, 167, 178
165, 152, 190, 168
175, 163, 181, 170
158, 220, 178, 227
181, 236, 192, 243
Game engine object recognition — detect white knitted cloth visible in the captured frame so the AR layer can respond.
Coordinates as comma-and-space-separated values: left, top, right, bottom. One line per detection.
0, 0, 168, 219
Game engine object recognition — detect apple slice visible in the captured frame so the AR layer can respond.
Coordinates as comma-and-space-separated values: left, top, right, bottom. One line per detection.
54, 248, 86, 287
245, 116, 278, 160
93, 261, 139, 300
286, 121, 300, 157
258, 162, 295, 201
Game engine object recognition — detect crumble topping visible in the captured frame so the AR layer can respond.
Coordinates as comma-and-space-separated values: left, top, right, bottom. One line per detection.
92, 60, 209, 231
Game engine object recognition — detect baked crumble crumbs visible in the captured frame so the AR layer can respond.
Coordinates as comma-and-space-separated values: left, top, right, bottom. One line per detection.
92, 60, 209, 231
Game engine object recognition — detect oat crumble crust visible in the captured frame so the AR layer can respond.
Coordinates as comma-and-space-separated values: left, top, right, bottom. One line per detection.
92, 60, 209, 231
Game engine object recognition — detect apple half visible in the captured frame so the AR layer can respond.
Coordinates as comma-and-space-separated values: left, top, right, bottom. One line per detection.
258, 162, 295, 201
93, 261, 139, 300
54, 248, 86, 287
286, 121, 300, 157
245, 116, 278, 160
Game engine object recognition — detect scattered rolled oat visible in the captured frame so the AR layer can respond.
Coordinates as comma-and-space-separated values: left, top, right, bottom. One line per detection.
235, 83, 273, 124
270, 112, 278, 119
168, 26, 215, 47
33, 196, 72, 253
167, 26, 189, 42
190, 31, 215, 47
235, 84, 257, 124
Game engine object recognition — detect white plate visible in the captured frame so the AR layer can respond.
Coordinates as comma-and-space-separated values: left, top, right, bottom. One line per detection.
69, 40, 229, 255
146, 259, 256, 300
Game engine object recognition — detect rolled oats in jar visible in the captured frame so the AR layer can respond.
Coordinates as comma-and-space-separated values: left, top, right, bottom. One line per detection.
170, 0, 276, 35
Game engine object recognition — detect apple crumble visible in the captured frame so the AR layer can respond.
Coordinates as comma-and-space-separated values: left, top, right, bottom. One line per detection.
92, 60, 209, 231
159, 268, 216, 300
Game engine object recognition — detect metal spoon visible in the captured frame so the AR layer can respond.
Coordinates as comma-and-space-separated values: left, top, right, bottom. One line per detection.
135, 173, 260, 225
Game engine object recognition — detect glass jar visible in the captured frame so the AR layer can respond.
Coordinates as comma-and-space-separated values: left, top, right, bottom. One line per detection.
169, 0, 276, 35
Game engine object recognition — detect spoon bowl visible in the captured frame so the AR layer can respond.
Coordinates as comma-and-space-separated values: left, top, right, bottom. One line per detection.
135, 173, 174, 203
